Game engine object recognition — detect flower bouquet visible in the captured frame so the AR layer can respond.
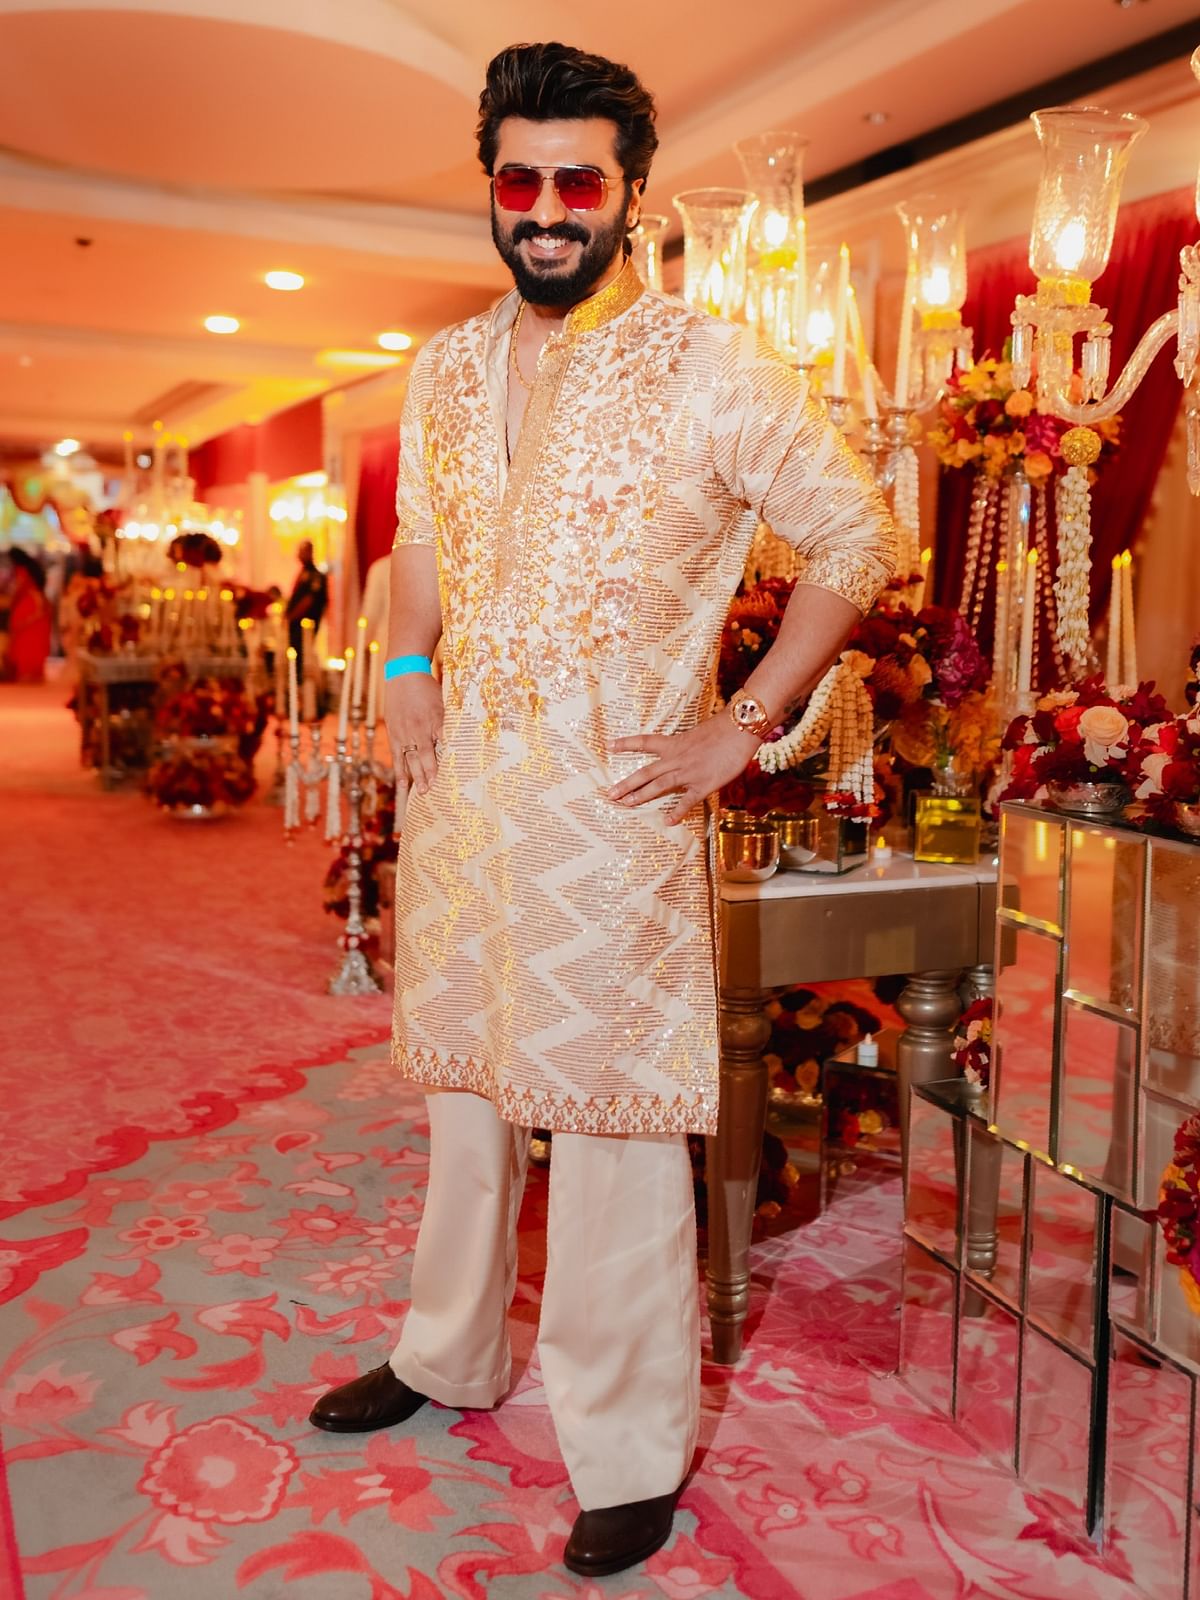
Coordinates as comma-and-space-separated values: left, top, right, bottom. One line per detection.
147, 743, 256, 817
1000, 678, 1171, 815
1129, 708, 1200, 837
952, 997, 993, 1092
148, 674, 258, 817
1159, 1113, 1200, 1318
167, 531, 223, 570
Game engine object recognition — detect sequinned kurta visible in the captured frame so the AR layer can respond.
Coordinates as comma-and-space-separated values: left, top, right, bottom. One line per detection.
392, 265, 895, 1136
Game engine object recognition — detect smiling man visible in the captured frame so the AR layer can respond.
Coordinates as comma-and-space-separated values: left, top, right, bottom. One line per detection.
310, 42, 895, 1577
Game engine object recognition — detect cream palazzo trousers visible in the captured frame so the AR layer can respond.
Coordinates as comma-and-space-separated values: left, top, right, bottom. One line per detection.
388, 1089, 701, 1510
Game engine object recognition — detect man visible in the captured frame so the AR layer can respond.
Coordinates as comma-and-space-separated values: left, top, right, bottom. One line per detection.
311, 41, 894, 1577
285, 538, 327, 670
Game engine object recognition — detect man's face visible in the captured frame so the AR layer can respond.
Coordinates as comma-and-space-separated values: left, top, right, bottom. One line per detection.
298, 541, 314, 565
490, 117, 642, 306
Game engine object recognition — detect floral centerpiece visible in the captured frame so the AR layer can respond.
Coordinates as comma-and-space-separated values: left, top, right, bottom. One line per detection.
147, 744, 256, 815
147, 673, 259, 817
1000, 678, 1171, 808
167, 531, 223, 570
1128, 707, 1200, 835
73, 576, 141, 652
1159, 1113, 1200, 1318
952, 997, 993, 1091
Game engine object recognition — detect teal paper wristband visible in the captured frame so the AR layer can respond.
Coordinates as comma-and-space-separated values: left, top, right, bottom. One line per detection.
384, 654, 433, 680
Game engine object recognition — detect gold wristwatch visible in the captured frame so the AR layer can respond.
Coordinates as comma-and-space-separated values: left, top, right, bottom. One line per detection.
727, 688, 774, 739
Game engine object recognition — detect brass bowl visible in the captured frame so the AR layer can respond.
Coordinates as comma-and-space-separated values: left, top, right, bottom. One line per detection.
717, 815, 779, 881
768, 810, 819, 869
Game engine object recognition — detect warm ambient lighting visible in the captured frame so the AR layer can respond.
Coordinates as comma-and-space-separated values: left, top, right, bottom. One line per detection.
204, 315, 240, 334
53, 438, 81, 456
265, 270, 304, 291
317, 349, 401, 370
377, 330, 414, 351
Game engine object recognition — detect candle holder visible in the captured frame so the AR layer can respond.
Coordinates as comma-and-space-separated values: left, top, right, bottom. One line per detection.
326, 703, 386, 997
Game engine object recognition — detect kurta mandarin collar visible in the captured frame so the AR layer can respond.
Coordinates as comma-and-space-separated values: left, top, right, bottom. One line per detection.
485, 259, 646, 349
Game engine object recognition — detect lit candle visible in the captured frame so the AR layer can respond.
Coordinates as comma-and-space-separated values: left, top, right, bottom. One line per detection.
992, 559, 1010, 689
1017, 548, 1038, 695
287, 646, 299, 737
913, 546, 932, 610
366, 640, 381, 730
847, 285, 877, 419
795, 217, 808, 365
1106, 554, 1123, 688
352, 615, 368, 711
894, 265, 915, 407
339, 647, 354, 740
302, 678, 317, 723
1120, 549, 1137, 687
831, 243, 850, 395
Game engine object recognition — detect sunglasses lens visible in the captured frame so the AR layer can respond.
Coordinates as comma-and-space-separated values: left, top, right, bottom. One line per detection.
554, 168, 606, 210
494, 168, 542, 211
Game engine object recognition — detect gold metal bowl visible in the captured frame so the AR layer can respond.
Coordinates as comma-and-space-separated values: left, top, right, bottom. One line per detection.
717, 814, 780, 881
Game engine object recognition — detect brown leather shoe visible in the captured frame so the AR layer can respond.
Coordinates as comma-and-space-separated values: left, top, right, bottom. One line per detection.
564, 1490, 678, 1577
309, 1363, 429, 1434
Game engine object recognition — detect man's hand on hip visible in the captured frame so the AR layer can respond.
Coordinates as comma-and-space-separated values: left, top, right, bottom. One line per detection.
607, 716, 760, 826
385, 674, 443, 795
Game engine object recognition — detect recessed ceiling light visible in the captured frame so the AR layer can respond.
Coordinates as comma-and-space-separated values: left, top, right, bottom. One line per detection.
204, 314, 240, 334
17, 354, 33, 367
265, 270, 304, 291
377, 330, 414, 352
864, 110, 890, 126
54, 438, 81, 456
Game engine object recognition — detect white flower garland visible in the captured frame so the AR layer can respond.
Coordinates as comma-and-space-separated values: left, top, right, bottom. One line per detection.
1054, 429, 1102, 677
756, 657, 876, 809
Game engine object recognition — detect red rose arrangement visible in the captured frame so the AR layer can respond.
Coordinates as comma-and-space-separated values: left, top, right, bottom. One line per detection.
952, 997, 993, 1089
1000, 678, 1171, 802
155, 677, 255, 740
1159, 1113, 1200, 1318
147, 745, 256, 811
167, 531, 223, 569
1130, 710, 1200, 826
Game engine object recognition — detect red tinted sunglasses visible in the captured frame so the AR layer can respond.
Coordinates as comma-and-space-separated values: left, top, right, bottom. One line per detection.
492, 164, 619, 213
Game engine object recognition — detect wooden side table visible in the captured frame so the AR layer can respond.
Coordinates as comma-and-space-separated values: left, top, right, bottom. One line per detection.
709, 856, 997, 1364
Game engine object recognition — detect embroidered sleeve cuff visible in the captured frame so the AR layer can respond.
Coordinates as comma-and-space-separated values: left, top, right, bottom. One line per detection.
795, 552, 892, 614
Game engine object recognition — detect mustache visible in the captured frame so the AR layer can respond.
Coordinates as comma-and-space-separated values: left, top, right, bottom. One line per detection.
509, 219, 590, 247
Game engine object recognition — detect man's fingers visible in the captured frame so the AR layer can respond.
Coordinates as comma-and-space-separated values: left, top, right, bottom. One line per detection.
404, 742, 438, 795
665, 792, 699, 826
611, 733, 670, 757
610, 767, 683, 807
607, 760, 667, 802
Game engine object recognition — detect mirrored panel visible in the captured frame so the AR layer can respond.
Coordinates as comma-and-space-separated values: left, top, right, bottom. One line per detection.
1058, 1000, 1137, 1198
905, 1094, 960, 1263
1065, 825, 1143, 1011
1019, 1326, 1093, 1527
1140, 1090, 1193, 1218
956, 1290, 1019, 1470
999, 806, 1064, 929
900, 1238, 956, 1417
964, 1127, 1025, 1306
993, 925, 1060, 1156
1155, 1227, 1200, 1376
1109, 1207, 1156, 1339
1106, 1330, 1192, 1600
1027, 1161, 1100, 1358
1145, 841, 1200, 1110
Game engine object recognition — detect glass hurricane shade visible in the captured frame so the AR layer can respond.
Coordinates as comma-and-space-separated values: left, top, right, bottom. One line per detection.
629, 214, 668, 292
734, 131, 809, 362
805, 258, 838, 356
1027, 105, 1147, 284
1194, 48, 1200, 224
672, 187, 756, 320
895, 198, 967, 315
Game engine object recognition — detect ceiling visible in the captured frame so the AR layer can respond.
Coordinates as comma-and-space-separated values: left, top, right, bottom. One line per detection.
1, 0, 1198, 463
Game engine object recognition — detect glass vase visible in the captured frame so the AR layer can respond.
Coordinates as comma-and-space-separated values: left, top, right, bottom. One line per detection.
734, 131, 808, 362
1028, 106, 1147, 287
914, 764, 982, 865
629, 213, 668, 292
672, 188, 756, 321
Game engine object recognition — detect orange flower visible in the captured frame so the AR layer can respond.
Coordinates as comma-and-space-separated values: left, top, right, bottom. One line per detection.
1024, 450, 1054, 481
1005, 389, 1034, 418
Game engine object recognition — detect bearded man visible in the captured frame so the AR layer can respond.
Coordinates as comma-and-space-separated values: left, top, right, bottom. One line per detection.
311, 41, 895, 1577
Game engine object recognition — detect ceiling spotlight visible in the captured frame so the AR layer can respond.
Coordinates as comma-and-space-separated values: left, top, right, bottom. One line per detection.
17, 354, 33, 367
54, 437, 82, 457
377, 330, 414, 352
265, 270, 304, 291
864, 110, 890, 126
204, 314, 240, 334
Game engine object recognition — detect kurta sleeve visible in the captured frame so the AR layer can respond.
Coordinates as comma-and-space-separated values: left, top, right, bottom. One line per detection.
709, 326, 897, 612
393, 339, 441, 550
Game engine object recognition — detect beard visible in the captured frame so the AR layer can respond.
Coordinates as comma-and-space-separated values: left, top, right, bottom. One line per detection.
491, 198, 630, 307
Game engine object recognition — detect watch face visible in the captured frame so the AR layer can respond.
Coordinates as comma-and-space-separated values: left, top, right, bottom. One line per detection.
734, 696, 764, 728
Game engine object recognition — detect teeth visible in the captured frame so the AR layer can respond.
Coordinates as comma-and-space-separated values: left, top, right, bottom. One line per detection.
530, 236, 571, 251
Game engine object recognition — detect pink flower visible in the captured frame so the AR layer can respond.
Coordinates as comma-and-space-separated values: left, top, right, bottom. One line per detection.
274, 1204, 363, 1242
0, 1362, 100, 1426
153, 1177, 262, 1213
139, 1416, 297, 1524
736, 1482, 808, 1536
117, 1214, 212, 1254
644, 1533, 734, 1598
197, 1233, 280, 1274
303, 1254, 396, 1299
697, 1444, 767, 1483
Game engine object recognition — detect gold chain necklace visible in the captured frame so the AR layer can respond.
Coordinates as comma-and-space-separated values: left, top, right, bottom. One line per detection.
509, 301, 536, 391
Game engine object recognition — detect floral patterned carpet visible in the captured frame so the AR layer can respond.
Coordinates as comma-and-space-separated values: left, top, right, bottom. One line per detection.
0, 679, 1150, 1599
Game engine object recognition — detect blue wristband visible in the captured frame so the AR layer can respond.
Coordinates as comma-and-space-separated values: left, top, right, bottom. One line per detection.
384, 654, 433, 680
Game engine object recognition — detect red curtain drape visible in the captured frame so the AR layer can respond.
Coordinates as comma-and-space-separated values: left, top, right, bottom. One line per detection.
934, 188, 1195, 645
354, 424, 400, 587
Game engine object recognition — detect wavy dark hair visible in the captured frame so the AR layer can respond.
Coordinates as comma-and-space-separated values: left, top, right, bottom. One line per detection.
476, 42, 658, 186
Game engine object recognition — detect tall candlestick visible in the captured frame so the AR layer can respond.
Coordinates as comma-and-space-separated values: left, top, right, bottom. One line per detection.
366, 640, 381, 730
1120, 549, 1137, 687
847, 285, 877, 419
913, 546, 932, 610
302, 678, 317, 723
352, 615, 368, 710
795, 216, 808, 365
894, 266, 915, 406
992, 559, 1010, 690
831, 243, 851, 395
287, 646, 299, 737
1017, 548, 1038, 695
339, 648, 354, 741
1106, 554, 1123, 688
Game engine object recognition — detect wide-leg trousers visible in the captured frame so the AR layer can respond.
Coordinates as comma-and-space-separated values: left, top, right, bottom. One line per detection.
389, 1088, 701, 1510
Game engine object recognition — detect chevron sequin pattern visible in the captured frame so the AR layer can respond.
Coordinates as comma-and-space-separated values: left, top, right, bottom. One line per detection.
390, 269, 896, 1135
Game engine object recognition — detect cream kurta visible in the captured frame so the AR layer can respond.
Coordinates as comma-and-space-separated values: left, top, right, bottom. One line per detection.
392, 264, 894, 1136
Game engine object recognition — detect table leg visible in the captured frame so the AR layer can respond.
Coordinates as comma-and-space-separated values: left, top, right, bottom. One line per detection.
99, 680, 113, 788
706, 984, 771, 1366
896, 969, 964, 1169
